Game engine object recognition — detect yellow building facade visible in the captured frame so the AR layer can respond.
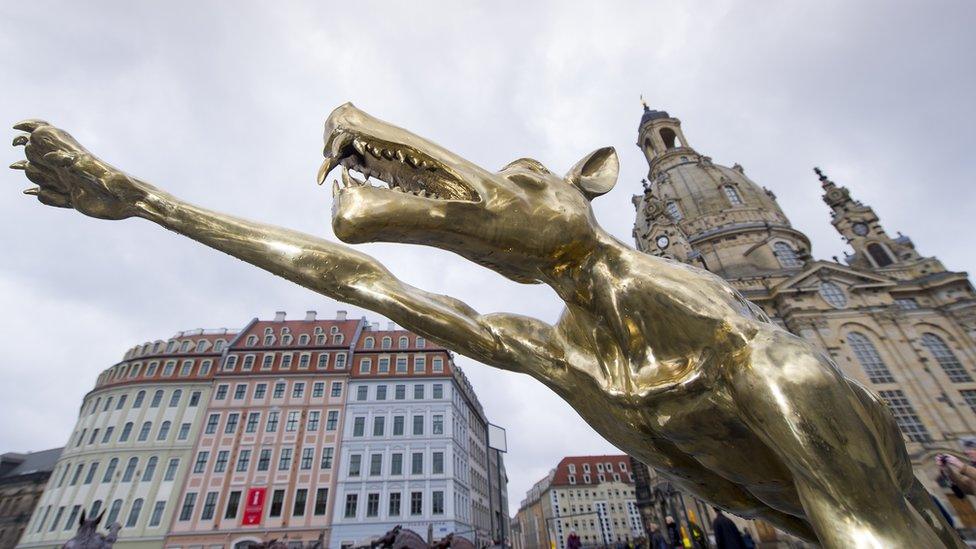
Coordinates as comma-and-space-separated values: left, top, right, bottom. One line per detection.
631, 104, 976, 529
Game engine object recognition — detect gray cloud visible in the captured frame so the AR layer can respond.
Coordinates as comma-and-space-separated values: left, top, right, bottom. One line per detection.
1, 0, 974, 512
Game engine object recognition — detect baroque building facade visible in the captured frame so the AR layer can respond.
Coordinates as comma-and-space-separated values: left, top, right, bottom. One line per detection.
0, 449, 62, 549
511, 455, 641, 549
632, 104, 976, 529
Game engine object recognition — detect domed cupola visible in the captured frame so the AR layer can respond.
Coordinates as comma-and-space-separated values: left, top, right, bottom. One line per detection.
633, 103, 811, 279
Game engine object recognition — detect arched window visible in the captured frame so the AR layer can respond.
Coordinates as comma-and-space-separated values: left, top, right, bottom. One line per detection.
330, 326, 340, 335
846, 332, 894, 383
195, 340, 207, 353
106, 499, 123, 525
665, 201, 683, 221
299, 334, 309, 345
723, 185, 743, 206
142, 456, 158, 482
773, 242, 803, 269
150, 390, 164, 408
818, 282, 847, 309
180, 341, 191, 353
398, 336, 409, 349
921, 333, 971, 382
416, 337, 426, 348
122, 457, 139, 482
364, 337, 375, 349
126, 498, 143, 527
133, 390, 145, 408
214, 340, 225, 352
246, 335, 257, 347
157, 421, 171, 441
89, 500, 102, 518
867, 243, 894, 267
138, 422, 152, 442
333, 334, 344, 344
165, 341, 176, 353
119, 423, 133, 442
382, 337, 392, 350
102, 459, 118, 483
659, 128, 679, 149
169, 390, 182, 407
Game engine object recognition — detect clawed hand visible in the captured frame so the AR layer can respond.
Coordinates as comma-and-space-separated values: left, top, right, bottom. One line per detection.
9, 119, 145, 220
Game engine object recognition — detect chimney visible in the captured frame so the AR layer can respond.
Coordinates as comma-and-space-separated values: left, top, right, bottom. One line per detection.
387, 321, 396, 331
336, 310, 347, 321
273, 311, 286, 322
305, 310, 317, 321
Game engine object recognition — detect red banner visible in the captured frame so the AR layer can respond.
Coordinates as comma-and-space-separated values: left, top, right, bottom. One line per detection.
242, 487, 267, 525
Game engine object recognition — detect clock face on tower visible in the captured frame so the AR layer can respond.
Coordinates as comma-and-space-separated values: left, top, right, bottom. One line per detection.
852, 222, 869, 236
656, 235, 670, 250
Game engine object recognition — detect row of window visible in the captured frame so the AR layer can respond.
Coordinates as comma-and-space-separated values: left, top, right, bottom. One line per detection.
180, 487, 330, 523
361, 335, 426, 350
342, 489, 444, 519
567, 461, 628, 474
86, 389, 201, 418
660, 185, 744, 225
55, 456, 181, 489
347, 450, 446, 477
127, 338, 227, 360
846, 331, 971, 384
203, 409, 341, 436
214, 380, 343, 402
194, 446, 336, 475
245, 330, 344, 347
104, 358, 214, 385
74, 418, 194, 450
354, 383, 445, 402
223, 352, 347, 372
351, 413, 446, 438
357, 355, 444, 375
33, 495, 170, 536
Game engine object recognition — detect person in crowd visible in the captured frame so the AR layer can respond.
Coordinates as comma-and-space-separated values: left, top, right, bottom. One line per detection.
710, 508, 747, 549
566, 530, 581, 549
664, 516, 682, 548
648, 524, 669, 549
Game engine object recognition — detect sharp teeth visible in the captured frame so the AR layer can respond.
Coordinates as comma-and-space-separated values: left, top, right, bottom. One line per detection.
353, 140, 366, 155
332, 180, 339, 197
342, 166, 368, 187
317, 156, 338, 185
396, 150, 406, 163
418, 189, 428, 197
381, 149, 394, 160
407, 155, 420, 168
368, 145, 382, 159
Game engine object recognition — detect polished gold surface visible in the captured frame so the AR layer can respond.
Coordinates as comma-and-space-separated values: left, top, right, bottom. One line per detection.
10, 105, 964, 548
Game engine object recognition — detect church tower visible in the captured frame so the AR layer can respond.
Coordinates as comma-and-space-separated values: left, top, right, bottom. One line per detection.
632, 103, 810, 280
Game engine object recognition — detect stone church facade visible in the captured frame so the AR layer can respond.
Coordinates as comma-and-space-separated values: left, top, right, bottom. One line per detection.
631, 104, 976, 527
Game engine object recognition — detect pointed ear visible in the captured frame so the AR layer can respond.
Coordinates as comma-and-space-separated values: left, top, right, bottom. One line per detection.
95, 509, 105, 525
565, 146, 619, 200
79, 510, 86, 527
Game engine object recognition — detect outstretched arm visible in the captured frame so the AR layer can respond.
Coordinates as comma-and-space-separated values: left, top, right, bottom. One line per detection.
10, 120, 565, 376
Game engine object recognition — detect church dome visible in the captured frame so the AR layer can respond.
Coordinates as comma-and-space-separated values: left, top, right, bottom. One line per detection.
633, 107, 811, 278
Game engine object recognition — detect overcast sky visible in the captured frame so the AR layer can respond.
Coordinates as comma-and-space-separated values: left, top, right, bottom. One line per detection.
2, 1, 974, 513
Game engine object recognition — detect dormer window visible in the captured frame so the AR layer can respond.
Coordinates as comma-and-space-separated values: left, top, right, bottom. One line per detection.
665, 201, 683, 221
773, 242, 803, 269
723, 185, 743, 206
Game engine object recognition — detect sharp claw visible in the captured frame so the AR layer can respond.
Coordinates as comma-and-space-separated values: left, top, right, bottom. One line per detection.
9, 160, 28, 170
13, 119, 49, 132
23, 187, 40, 196
12, 135, 28, 146
43, 150, 76, 167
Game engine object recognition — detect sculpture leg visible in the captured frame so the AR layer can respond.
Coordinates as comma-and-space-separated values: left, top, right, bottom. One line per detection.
733, 340, 948, 548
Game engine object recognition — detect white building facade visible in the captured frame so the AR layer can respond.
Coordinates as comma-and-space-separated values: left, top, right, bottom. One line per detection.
328, 328, 505, 548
